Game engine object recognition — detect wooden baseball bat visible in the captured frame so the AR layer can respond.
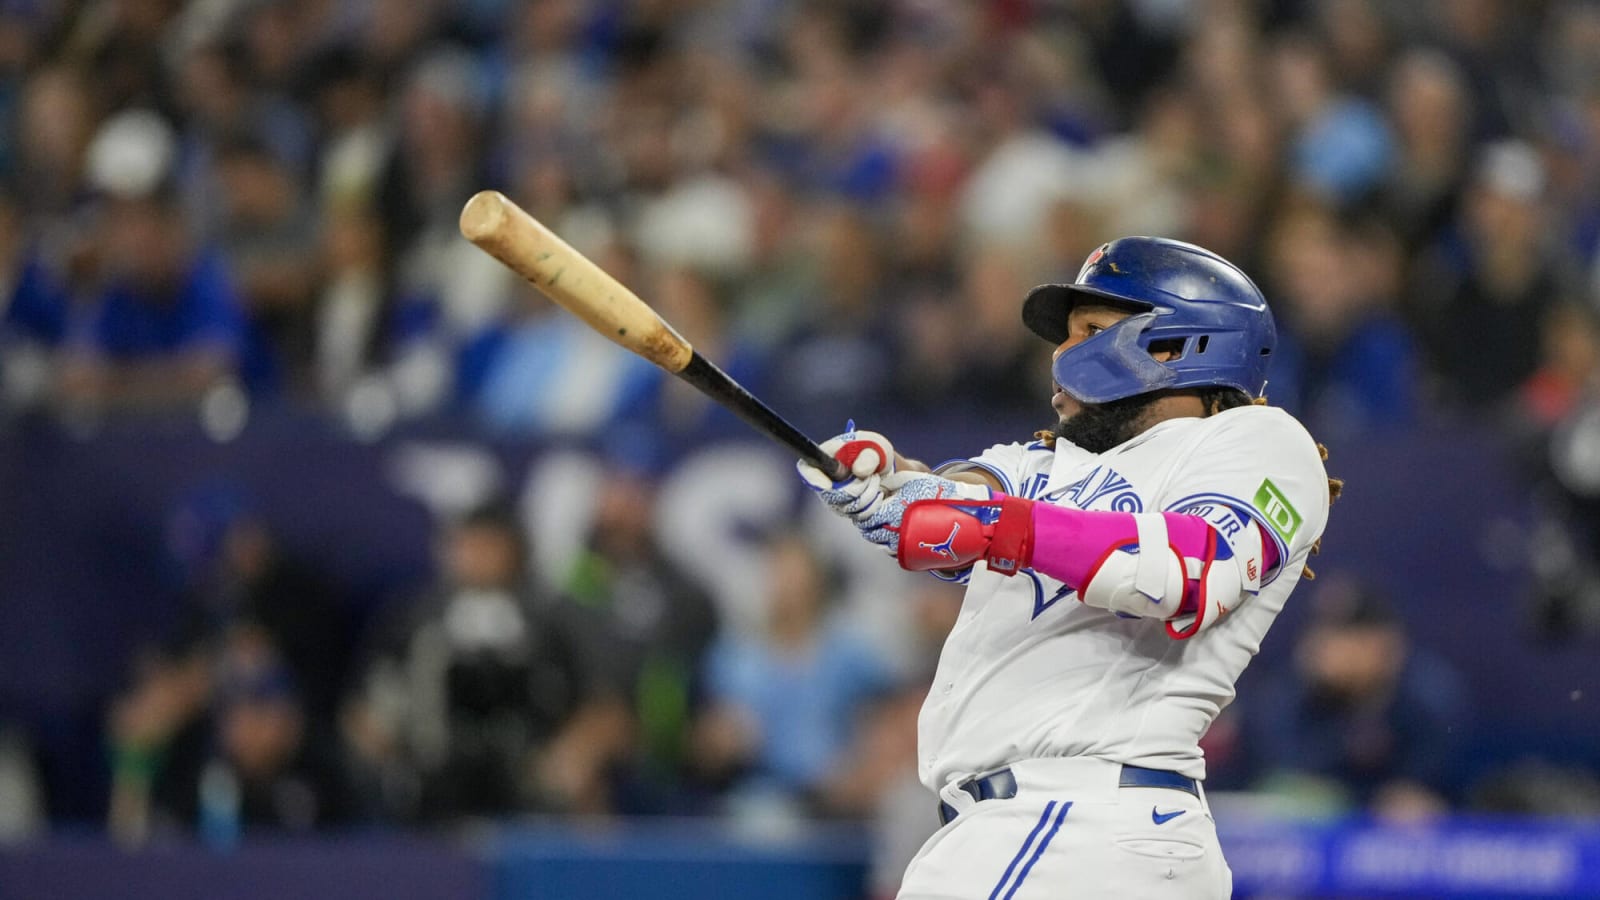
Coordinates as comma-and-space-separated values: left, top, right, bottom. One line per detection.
459, 190, 848, 481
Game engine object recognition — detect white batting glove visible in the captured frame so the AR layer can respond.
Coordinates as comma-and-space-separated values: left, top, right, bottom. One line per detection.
797, 422, 897, 518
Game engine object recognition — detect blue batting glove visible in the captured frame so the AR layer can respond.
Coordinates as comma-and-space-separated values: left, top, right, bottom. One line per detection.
855, 472, 992, 556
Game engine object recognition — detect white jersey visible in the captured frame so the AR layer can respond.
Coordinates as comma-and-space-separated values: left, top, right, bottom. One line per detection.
918, 404, 1330, 789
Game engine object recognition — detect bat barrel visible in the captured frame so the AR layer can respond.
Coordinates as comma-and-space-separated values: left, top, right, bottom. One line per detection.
460, 190, 846, 482
459, 191, 694, 373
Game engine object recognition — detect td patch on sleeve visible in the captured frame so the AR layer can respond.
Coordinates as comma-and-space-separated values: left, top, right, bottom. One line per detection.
1254, 478, 1302, 543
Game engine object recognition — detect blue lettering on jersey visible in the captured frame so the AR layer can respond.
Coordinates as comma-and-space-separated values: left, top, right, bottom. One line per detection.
1051, 466, 1144, 512
1171, 502, 1244, 540
1026, 572, 1076, 620
1167, 496, 1251, 541
1167, 491, 1286, 585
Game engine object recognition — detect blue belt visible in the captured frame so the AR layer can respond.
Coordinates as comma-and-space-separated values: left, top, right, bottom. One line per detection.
937, 764, 1199, 825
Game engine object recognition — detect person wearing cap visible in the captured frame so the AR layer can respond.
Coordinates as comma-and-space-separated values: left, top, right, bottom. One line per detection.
797, 237, 1339, 897
59, 110, 247, 413
1242, 579, 1470, 822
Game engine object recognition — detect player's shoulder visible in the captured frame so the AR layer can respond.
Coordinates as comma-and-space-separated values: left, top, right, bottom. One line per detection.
1163, 404, 1331, 559
957, 437, 1055, 465
1196, 404, 1324, 464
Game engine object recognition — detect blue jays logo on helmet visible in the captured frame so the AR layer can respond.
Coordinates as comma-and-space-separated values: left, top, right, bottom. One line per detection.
1022, 237, 1276, 404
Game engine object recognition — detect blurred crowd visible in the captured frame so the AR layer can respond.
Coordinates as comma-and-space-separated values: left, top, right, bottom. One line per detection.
6, 0, 1600, 442
3, 0, 1600, 866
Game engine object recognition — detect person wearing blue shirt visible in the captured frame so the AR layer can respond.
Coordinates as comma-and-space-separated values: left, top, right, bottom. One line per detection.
0, 195, 69, 412
695, 532, 896, 810
61, 190, 246, 411
1262, 207, 1419, 434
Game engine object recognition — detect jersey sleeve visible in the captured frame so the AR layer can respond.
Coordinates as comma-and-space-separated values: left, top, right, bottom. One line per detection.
923, 440, 1047, 585
1158, 407, 1330, 586
934, 440, 1043, 498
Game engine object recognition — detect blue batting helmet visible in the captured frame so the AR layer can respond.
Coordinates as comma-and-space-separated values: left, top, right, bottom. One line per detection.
1022, 237, 1276, 404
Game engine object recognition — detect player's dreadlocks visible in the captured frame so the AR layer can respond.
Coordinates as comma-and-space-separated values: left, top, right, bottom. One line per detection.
1199, 389, 1342, 578
1036, 387, 1343, 579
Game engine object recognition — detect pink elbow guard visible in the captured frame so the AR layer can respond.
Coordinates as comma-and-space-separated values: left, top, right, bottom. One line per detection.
1029, 503, 1276, 637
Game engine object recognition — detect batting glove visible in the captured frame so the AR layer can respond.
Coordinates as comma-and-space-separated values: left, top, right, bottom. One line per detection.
854, 471, 993, 558
797, 422, 897, 518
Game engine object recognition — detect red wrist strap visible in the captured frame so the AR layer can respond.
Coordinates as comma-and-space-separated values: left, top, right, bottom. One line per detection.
984, 494, 1035, 576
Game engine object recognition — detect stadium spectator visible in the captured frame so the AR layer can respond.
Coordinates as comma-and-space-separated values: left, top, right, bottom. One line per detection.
0, 194, 68, 413
109, 626, 347, 842
944, 245, 1053, 424
646, 265, 773, 447
1520, 302, 1600, 431
768, 204, 898, 427
194, 627, 351, 838
858, 580, 965, 898
213, 135, 320, 397
726, 171, 818, 352
692, 532, 897, 817
1242, 580, 1471, 822
58, 111, 246, 414
343, 502, 601, 821
106, 639, 212, 844
1381, 50, 1473, 254
1270, 30, 1395, 206
1314, 0, 1392, 98
1517, 300, 1600, 641
310, 205, 389, 405
10, 65, 96, 223
1409, 140, 1567, 409
105, 481, 351, 843
378, 49, 511, 418
164, 483, 350, 734
551, 457, 720, 814
1262, 204, 1420, 433
306, 46, 390, 211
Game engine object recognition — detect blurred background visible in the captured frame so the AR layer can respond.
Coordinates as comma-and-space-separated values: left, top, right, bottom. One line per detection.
0, 0, 1598, 897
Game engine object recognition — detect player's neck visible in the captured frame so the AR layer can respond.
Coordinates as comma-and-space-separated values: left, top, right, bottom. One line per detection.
1133, 393, 1208, 434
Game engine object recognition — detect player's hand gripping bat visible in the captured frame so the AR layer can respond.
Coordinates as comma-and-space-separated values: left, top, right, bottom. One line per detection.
459, 190, 848, 482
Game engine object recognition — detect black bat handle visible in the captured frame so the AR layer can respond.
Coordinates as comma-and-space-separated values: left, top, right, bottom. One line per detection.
676, 352, 850, 482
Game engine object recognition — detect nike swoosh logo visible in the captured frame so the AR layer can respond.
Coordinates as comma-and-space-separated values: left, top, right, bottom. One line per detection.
1151, 807, 1187, 825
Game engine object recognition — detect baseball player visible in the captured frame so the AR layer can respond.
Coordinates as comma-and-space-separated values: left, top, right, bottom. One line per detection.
799, 237, 1336, 898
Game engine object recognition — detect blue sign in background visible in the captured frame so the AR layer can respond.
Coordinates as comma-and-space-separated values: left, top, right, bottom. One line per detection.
1227, 818, 1600, 898
4, 818, 1600, 898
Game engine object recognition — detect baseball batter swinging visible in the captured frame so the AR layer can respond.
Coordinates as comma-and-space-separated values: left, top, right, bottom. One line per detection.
799, 237, 1336, 898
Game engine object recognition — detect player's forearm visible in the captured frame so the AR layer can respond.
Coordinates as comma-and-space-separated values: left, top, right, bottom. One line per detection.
895, 453, 1000, 490
898, 498, 1277, 638
894, 453, 928, 473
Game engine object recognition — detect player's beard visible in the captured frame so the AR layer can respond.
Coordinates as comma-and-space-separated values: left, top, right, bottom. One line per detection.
1050, 392, 1161, 453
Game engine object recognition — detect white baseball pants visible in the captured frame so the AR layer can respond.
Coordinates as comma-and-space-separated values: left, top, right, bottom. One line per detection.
896, 758, 1232, 899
